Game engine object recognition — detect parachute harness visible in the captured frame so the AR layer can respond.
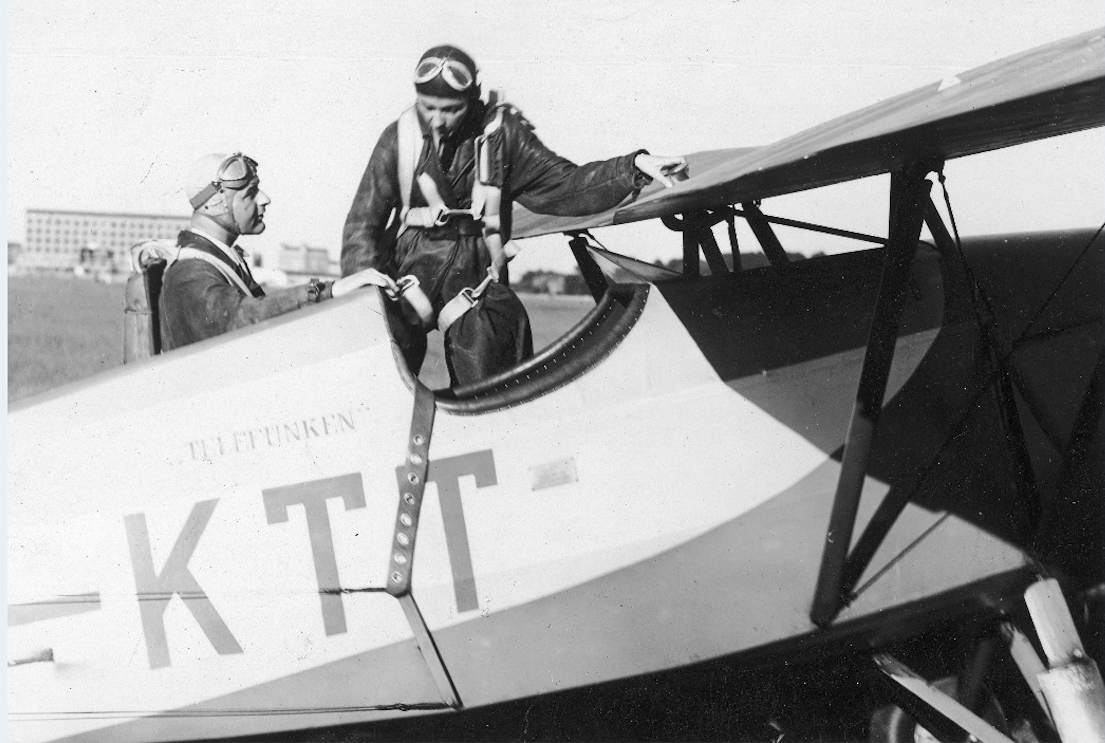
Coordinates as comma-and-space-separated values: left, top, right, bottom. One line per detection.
393, 102, 519, 333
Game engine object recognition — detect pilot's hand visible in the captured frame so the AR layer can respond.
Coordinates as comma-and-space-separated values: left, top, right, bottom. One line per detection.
634, 154, 689, 188
332, 267, 398, 298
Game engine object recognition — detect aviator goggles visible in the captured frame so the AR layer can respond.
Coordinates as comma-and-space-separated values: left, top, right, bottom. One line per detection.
189, 153, 259, 209
413, 56, 476, 92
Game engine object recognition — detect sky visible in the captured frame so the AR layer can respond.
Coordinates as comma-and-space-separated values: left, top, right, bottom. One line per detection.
6, 0, 1105, 275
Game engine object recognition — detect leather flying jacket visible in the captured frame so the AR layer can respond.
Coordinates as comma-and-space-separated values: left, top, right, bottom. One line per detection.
341, 100, 649, 306
159, 231, 316, 352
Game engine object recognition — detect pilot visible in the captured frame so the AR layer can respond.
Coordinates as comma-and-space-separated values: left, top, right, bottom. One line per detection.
341, 44, 687, 386
160, 152, 390, 352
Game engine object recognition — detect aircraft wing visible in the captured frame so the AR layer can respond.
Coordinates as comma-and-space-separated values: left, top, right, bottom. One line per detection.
611, 27, 1105, 224
510, 147, 758, 239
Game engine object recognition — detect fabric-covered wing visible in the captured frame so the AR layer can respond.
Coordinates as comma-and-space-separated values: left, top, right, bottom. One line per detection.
511, 147, 757, 240
614, 28, 1105, 224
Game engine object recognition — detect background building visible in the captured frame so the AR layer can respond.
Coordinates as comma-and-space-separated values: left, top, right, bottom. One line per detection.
279, 242, 338, 280
21, 209, 191, 273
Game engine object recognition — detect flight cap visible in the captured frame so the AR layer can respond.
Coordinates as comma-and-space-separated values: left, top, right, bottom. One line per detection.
185, 152, 259, 210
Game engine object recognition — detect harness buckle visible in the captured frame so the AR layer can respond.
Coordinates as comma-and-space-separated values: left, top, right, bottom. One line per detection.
433, 207, 481, 227
456, 286, 479, 309
392, 274, 420, 300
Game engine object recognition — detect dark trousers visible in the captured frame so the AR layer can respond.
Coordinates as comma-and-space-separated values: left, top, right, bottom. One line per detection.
388, 282, 533, 388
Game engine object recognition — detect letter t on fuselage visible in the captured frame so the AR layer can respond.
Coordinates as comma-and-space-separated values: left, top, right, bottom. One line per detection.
262, 473, 367, 636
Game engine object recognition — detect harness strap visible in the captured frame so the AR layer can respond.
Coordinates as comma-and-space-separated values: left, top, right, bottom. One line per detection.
437, 268, 494, 333
349, 268, 435, 329
393, 275, 435, 328
395, 101, 519, 332
472, 106, 508, 279
404, 173, 454, 228
175, 247, 253, 296
129, 239, 178, 273
396, 107, 421, 238
399, 103, 509, 233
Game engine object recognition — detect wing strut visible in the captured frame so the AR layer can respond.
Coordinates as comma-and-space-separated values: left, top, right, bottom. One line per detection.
568, 232, 611, 301
662, 211, 732, 277
742, 203, 790, 266
810, 163, 934, 627
815, 194, 1052, 609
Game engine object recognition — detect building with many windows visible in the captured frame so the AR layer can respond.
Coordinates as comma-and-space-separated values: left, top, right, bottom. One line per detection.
21, 209, 192, 273
279, 242, 339, 279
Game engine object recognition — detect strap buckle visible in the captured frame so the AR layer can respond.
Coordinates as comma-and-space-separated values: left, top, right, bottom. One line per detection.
436, 268, 496, 333
456, 286, 479, 308
392, 274, 420, 300
433, 207, 481, 227
390, 274, 435, 329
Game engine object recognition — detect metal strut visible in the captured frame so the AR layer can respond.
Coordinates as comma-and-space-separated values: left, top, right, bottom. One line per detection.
664, 203, 883, 275
664, 203, 909, 281
810, 164, 933, 627
662, 210, 731, 277
825, 194, 1039, 609
741, 202, 790, 266
731, 206, 889, 247
568, 232, 611, 301
878, 580, 1105, 742
386, 382, 461, 707
875, 654, 1016, 743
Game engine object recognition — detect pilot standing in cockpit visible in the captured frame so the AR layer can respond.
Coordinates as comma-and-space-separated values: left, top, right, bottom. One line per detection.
341, 45, 687, 387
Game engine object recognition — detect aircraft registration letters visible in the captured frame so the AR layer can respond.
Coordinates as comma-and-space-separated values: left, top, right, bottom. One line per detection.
116, 450, 499, 669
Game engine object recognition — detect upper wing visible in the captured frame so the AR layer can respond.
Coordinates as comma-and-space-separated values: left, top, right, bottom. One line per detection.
510, 147, 758, 240
610, 28, 1105, 224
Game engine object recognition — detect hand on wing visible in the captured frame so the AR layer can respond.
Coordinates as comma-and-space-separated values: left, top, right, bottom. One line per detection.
332, 267, 398, 298
634, 154, 689, 188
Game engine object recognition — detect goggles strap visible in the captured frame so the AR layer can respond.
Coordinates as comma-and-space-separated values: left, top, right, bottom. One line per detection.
188, 154, 257, 210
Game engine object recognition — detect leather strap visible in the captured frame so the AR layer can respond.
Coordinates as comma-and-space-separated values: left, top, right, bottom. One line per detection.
396, 106, 421, 238
395, 102, 516, 332
175, 247, 254, 296
385, 381, 461, 707
393, 275, 435, 328
437, 269, 494, 333
387, 381, 437, 597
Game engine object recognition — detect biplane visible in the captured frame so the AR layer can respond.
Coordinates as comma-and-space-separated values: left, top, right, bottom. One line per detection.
8, 27, 1105, 743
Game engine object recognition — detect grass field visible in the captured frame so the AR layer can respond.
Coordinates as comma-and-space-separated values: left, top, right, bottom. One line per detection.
7, 275, 594, 402
8, 276, 128, 401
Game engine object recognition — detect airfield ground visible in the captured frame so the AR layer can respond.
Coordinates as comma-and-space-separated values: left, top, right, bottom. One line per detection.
7, 275, 593, 401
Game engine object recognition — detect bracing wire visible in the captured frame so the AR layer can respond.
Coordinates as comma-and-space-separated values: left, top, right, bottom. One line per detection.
849, 176, 1105, 602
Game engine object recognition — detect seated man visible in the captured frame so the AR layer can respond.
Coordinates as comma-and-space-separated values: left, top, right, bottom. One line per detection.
342, 45, 687, 387
160, 152, 384, 351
